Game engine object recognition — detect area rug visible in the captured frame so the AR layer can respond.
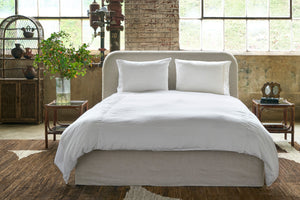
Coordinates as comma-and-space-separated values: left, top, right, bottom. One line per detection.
1, 140, 300, 200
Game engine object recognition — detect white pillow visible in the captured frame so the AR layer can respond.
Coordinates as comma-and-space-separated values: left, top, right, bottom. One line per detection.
116, 58, 171, 92
175, 59, 231, 95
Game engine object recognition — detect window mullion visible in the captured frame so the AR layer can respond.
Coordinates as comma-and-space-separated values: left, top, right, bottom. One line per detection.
268, 0, 270, 17
268, 20, 270, 51
37, 0, 40, 17
290, 19, 292, 51
222, 0, 224, 17
59, 0, 61, 17
15, 0, 18, 15
200, 19, 203, 51
223, 19, 225, 51
246, 19, 248, 51
201, 0, 204, 19
222, 0, 225, 50
290, 0, 293, 18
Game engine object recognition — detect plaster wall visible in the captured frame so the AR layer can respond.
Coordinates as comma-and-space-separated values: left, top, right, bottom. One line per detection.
236, 55, 300, 121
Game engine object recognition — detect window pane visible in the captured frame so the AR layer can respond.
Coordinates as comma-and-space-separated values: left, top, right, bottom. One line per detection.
60, 20, 82, 48
292, 20, 300, 50
19, 0, 37, 17
0, 0, 14, 18
39, 0, 59, 17
270, 0, 290, 17
225, 20, 246, 51
61, 0, 81, 17
38, 20, 59, 39
247, 20, 268, 51
83, 0, 91, 17
83, 19, 100, 50
247, 0, 268, 17
120, 28, 125, 50
202, 20, 223, 50
204, 0, 223, 17
179, 0, 201, 18
224, 0, 245, 17
293, 0, 300, 18
179, 20, 201, 50
270, 20, 291, 51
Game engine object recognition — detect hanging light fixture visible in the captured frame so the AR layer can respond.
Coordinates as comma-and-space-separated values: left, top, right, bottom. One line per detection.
88, 0, 111, 66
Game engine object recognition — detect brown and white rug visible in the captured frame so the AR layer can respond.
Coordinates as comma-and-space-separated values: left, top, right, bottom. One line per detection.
1, 140, 300, 200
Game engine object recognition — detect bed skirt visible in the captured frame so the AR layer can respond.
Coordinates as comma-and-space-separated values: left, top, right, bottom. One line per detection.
75, 150, 264, 187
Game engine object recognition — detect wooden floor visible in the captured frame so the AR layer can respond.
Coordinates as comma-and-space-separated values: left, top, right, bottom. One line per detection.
1, 140, 300, 200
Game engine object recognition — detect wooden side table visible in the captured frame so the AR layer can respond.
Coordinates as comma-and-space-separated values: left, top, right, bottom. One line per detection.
44, 100, 88, 148
252, 99, 295, 146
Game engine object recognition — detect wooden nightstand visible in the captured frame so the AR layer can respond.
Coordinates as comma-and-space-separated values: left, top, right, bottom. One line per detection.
252, 99, 295, 146
44, 100, 88, 148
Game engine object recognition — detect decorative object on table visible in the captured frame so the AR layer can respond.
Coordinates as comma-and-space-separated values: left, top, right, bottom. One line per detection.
11, 43, 25, 59
261, 82, 281, 104
21, 25, 35, 38
55, 77, 70, 103
24, 47, 33, 59
34, 31, 92, 105
23, 65, 37, 79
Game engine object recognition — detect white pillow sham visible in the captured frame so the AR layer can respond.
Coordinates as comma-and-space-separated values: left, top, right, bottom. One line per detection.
175, 59, 231, 95
116, 58, 171, 92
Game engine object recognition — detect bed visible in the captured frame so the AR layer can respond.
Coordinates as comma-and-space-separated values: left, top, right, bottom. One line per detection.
55, 51, 279, 187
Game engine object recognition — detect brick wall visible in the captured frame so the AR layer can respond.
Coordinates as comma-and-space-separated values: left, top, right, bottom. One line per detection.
125, 0, 179, 50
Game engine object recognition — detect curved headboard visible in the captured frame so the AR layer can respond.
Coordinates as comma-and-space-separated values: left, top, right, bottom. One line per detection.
102, 51, 238, 99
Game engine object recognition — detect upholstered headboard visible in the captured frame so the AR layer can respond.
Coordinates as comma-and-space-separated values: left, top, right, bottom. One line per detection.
102, 51, 238, 99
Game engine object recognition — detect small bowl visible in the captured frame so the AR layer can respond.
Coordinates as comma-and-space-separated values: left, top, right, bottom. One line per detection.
23, 32, 34, 38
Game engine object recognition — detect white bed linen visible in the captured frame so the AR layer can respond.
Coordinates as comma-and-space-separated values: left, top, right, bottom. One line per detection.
54, 91, 279, 186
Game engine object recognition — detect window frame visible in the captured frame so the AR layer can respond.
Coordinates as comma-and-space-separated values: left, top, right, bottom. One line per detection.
9, 0, 103, 52
179, 0, 297, 52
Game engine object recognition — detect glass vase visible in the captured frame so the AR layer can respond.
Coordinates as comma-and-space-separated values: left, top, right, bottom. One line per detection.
56, 77, 70, 105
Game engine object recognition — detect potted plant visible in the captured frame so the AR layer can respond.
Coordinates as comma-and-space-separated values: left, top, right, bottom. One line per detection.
34, 31, 92, 104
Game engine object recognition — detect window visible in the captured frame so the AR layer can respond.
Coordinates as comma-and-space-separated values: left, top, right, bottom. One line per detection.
0, 0, 124, 51
179, 0, 300, 52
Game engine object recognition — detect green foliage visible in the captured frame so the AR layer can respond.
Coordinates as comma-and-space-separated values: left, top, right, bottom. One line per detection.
34, 31, 92, 79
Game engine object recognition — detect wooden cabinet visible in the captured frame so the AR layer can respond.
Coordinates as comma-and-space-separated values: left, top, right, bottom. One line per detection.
0, 15, 44, 124
0, 79, 41, 123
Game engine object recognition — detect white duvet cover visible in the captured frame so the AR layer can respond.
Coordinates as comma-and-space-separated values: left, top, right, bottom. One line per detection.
55, 91, 279, 186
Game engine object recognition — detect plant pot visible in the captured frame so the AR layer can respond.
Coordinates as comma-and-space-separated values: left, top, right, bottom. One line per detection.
56, 77, 70, 105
